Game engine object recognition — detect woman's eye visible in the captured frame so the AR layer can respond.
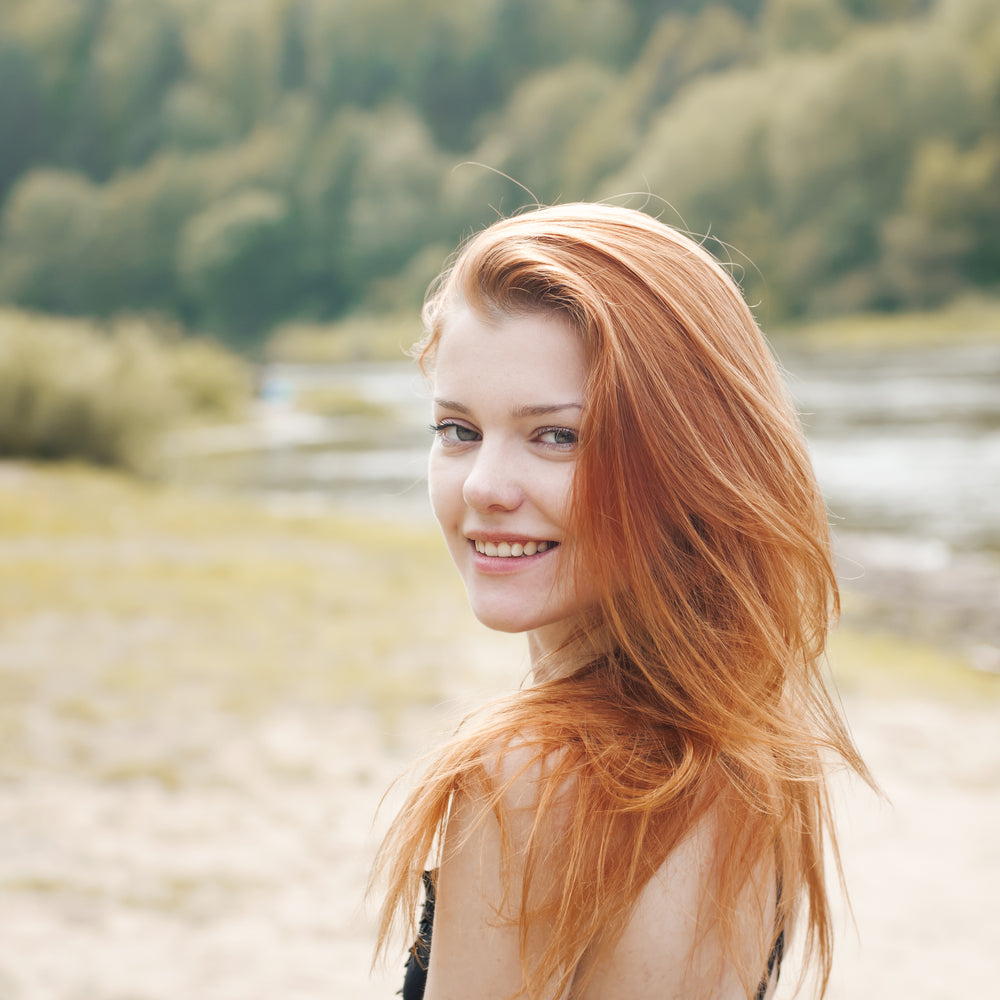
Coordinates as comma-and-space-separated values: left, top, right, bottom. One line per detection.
430, 421, 479, 443
537, 427, 578, 447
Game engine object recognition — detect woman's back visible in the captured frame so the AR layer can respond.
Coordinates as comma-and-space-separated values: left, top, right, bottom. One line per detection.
403, 802, 784, 999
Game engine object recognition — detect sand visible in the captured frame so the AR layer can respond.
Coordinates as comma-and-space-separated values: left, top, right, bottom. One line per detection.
0, 461, 996, 998
1, 640, 997, 999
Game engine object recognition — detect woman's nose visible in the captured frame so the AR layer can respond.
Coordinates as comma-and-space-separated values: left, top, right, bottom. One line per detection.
462, 443, 523, 512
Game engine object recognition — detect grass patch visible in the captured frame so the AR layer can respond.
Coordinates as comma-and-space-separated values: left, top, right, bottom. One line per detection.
294, 386, 391, 418
3, 461, 994, 788
829, 625, 1000, 703
0, 462, 478, 780
266, 312, 422, 364
772, 294, 1000, 350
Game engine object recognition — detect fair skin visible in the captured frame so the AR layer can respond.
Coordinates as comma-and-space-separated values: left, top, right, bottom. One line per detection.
423, 304, 770, 999
427, 304, 596, 673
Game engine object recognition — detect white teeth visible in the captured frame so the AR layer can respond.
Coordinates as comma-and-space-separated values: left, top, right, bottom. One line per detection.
472, 539, 554, 558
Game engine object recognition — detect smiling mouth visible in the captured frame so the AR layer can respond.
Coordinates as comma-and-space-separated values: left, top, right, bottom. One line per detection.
472, 539, 558, 558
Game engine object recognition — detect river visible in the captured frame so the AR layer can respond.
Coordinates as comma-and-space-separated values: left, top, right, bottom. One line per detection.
169, 339, 1000, 661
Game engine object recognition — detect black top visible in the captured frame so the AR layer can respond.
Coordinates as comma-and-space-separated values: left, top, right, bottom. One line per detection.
400, 871, 436, 1000
399, 871, 783, 999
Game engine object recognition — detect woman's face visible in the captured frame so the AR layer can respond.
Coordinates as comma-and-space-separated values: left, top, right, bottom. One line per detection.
428, 304, 596, 651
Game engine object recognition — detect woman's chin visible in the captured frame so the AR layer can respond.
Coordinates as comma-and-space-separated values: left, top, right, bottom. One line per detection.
469, 606, 533, 635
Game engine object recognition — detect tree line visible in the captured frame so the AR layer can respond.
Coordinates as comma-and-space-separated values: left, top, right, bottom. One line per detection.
0, 0, 996, 350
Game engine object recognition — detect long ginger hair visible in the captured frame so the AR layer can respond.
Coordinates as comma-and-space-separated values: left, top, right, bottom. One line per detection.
372, 203, 870, 998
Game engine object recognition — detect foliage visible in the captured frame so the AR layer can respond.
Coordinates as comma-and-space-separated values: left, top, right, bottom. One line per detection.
0, 0, 997, 344
266, 313, 423, 364
760, 0, 852, 52
771, 292, 1000, 347
176, 187, 295, 344
0, 311, 251, 472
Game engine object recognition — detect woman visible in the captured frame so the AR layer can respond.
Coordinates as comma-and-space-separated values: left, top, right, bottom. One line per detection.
372, 203, 871, 999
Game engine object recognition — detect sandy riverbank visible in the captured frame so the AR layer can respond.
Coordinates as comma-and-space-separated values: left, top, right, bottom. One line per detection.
0, 464, 996, 999
2, 662, 997, 1000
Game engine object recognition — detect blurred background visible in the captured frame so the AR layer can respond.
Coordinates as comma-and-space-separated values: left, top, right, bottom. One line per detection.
0, 0, 997, 998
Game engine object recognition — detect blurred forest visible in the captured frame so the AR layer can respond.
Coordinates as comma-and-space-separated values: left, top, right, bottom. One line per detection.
0, 0, 998, 351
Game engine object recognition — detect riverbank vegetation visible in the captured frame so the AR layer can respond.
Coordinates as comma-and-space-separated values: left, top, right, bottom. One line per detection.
0, 310, 252, 472
0, 0, 998, 351
0, 463, 466, 765
3, 0, 999, 471
266, 312, 422, 365
772, 294, 1000, 350
270, 292, 1000, 365
3, 295, 997, 474
0, 462, 993, 741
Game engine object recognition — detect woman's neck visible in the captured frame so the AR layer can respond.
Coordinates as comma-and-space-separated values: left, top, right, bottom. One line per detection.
527, 616, 608, 684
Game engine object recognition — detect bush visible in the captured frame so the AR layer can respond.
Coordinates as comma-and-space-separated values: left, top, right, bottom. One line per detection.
0, 311, 251, 473
266, 312, 422, 364
169, 335, 254, 420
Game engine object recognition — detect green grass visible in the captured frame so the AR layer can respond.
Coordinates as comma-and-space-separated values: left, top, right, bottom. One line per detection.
295, 386, 391, 418
0, 462, 478, 782
1, 461, 994, 790
772, 294, 1000, 350
266, 312, 423, 364
828, 626, 999, 704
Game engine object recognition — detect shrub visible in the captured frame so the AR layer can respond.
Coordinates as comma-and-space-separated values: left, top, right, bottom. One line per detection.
266, 312, 421, 364
0, 311, 250, 473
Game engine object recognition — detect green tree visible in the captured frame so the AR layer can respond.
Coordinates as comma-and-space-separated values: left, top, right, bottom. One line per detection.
760, 0, 851, 52
341, 106, 447, 291
159, 82, 241, 152
895, 137, 1000, 290
47, 0, 115, 180
472, 62, 616, 204
294, 107, 376, 317
87, 0, 186, 168
302, 0, 409, 111
597, 60, 781, 236
840, 0, 932, 21
176, 188, 295, 346
490, 0, 635, 85
405, 1, 505, 150
566, 5, 753, 195
180, 0, 286, 134
0, 0, 997, 333
0, 41, 49, 204
761, 21, 977, 311
82, 155, 209, 314
0, 169, 100, 312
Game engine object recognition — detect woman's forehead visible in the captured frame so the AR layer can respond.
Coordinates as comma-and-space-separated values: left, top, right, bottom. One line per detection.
431, 307, 588, 401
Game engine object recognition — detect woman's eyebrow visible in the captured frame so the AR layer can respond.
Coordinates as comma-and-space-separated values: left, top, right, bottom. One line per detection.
432, 400, 583, 418
432, 398, 472, 414
512, 403, 583, 418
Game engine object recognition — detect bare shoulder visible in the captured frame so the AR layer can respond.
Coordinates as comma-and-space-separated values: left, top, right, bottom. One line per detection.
422, 733, 575, 1000
573, 805, 777, 1000
425, 737, 774, 1000
480, 732, 576, 827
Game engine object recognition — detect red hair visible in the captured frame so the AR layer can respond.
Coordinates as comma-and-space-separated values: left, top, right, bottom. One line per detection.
373, 204, 871, 998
